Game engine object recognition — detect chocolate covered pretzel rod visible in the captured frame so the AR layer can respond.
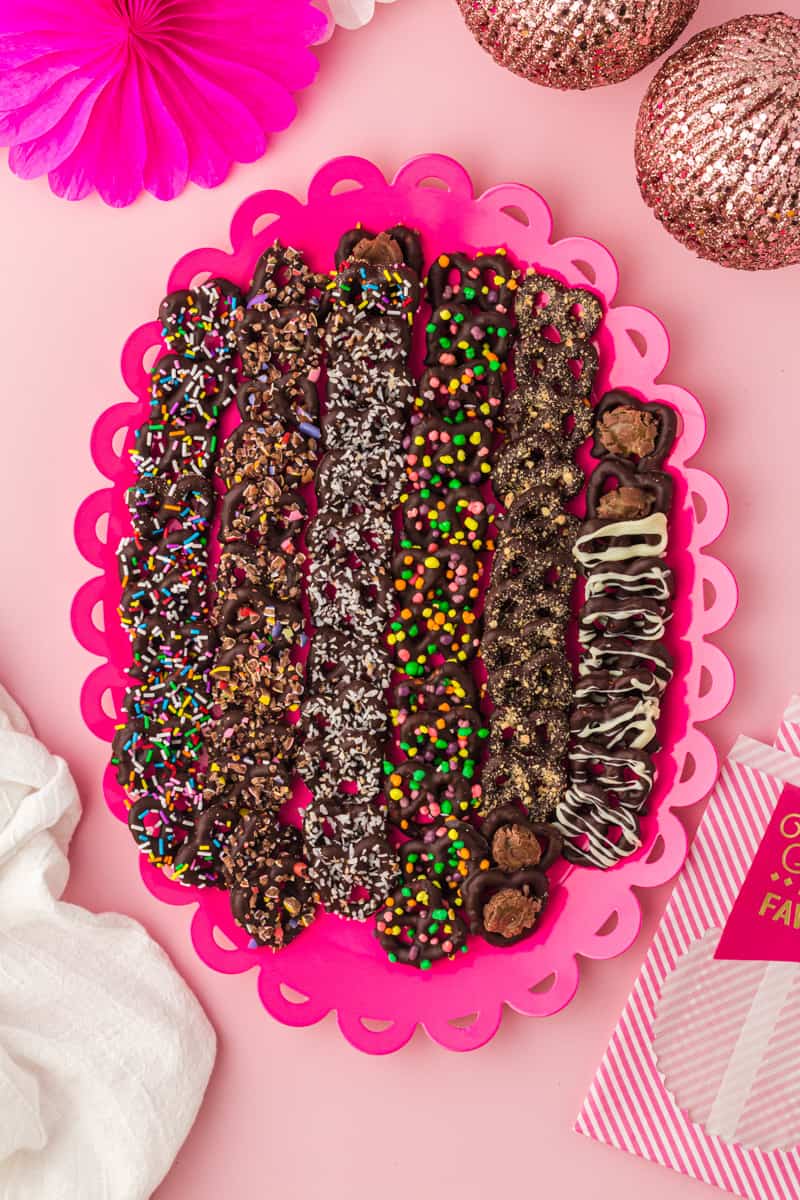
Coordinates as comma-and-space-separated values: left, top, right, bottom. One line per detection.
113, 280, 243, 869
556, 390, 678, 867
301, 227, 423, 919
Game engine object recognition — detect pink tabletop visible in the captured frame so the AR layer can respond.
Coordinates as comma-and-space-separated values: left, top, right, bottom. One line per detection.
0, 1, 798, 1198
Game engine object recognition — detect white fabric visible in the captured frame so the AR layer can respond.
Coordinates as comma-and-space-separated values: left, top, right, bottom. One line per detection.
0, 684, 216, 1200
313, 0, 401, 38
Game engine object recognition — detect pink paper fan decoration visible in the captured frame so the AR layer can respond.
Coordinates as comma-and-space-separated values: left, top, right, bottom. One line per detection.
0, 0, 325, 207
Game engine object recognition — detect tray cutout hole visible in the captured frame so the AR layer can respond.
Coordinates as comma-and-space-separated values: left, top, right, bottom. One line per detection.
279, 983, 310, 1005
626, 328, 648, 358
329, 178, 364, 196
360, 1016, 394, 1033
500, 204, 530, 226
252, 212, 281, 237
211, 925, 239, 952
571, 259, 596, 285
595, 910, 620, 938
142, 345, 159, 373
699, 663, 713, 698
189, 271, 211, 290
112, 425, 128, 457
100, 687, 117, 721
691, 490, 708, 525
92, 599, 105, 634
529, 972, 556, 995
703, 574, 717, 614
94, 510, 109, 546
679, 751, 696, 784
448, 1011, 479, 1030
416, 176, 449, 192
645, 835, 666, 865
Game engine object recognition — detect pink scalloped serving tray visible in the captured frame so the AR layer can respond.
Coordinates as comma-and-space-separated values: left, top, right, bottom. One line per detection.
72, 154, 737, 1054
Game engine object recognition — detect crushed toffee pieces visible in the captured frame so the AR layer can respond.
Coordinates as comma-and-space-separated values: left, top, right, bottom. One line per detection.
111, 229, 676, 966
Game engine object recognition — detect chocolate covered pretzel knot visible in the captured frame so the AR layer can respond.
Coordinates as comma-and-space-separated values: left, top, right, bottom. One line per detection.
427, 251, 518, 313
375, 876, 469, 968
399, 483, 496, 550
335, 225, 424, 275
425, 304, 513, 377
383, 760, 479, 830
222, 816, 318, 950
400, 817, 491, 897
393, 663, 480, 723
504, 378, 594, 453
403, 416, 493, 487
462, 866, 549, 947
415, 366, 505, 428
555, 782, 642, 869
159, 278, 242, 364
514, 271, 603, 402
558, 390, 677, 867
481, 804, 563, 874
591, 390, 678, 470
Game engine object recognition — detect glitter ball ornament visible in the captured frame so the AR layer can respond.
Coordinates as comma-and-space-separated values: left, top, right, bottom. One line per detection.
635, 13, 800, 270
455, 0, 698, 90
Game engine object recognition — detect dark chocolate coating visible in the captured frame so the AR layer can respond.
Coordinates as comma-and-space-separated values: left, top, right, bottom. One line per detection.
481, 803, 564, 872
585, 457, 673, 520
591, 390, 677, 469
374, 875, 468, 966
427, 251, 517, 312
384, 761, 478, 831
461, 866, 549, 946
400, 817, 490, 894
334, 225, 423, 276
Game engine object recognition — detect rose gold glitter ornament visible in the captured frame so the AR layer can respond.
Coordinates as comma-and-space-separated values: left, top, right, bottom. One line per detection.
635, 13, 800, 270
455, 0, 698, 89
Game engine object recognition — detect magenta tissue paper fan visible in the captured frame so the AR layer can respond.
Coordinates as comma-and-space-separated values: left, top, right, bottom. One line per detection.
0, 0, 325, 206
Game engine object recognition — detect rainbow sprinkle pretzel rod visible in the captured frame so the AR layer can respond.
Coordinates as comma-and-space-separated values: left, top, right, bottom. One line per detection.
301, 226, 422, 920
112, 280, 242, 870
557, 390, 678, 867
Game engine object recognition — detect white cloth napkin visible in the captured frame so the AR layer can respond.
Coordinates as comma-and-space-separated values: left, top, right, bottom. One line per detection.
0, 684, 216, 1200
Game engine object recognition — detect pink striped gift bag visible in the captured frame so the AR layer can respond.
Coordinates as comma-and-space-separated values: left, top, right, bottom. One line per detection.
576, 726, 800, 1200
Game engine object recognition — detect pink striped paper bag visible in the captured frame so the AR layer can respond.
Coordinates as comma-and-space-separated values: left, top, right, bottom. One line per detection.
776, 696, 800, 756
576, 733, 800, 1200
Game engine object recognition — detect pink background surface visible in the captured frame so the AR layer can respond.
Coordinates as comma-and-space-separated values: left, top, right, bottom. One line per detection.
0, 0, 798, 1197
